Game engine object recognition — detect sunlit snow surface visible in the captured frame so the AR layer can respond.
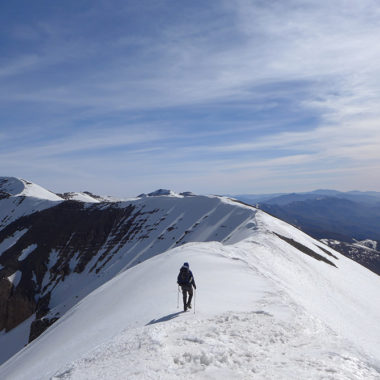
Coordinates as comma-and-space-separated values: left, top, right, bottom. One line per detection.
1, 235, 379, 379
0, 177, 62, 201
0, 177, 62, 229
61, 192, 100, 203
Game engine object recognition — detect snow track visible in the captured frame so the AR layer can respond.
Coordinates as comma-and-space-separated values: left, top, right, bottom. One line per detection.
52, 308, 378, 380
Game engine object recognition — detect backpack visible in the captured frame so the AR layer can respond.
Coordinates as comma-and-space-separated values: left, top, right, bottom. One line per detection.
178, 267, 192, 286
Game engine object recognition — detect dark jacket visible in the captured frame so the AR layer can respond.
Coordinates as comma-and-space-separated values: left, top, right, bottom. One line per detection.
177, 267, 196, 289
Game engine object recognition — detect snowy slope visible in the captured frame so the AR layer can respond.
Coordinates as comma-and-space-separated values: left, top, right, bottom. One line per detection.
1, 193, 257, 325
0, 177, 61, 201
0, 177, 62, 229
1, 218, 379, 379
57, 192, 101, 203
0, 316, 34, 365
0, 189, 259, 364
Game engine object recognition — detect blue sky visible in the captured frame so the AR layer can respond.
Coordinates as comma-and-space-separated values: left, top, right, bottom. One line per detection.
1, 0, 380, 196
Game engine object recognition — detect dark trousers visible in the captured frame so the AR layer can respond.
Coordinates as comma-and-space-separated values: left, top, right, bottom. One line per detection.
181, 285, 193, 309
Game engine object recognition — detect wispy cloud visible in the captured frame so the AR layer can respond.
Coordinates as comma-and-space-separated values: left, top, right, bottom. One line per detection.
1, 0, 380, 194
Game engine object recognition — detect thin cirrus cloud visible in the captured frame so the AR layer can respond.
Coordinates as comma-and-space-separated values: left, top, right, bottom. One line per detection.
0, 0, 380, 195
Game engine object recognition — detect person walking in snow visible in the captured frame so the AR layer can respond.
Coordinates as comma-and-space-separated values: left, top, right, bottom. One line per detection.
177, 262, 196, 311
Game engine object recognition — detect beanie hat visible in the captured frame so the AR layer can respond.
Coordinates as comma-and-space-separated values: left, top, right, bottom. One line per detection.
183, 262, 189, 268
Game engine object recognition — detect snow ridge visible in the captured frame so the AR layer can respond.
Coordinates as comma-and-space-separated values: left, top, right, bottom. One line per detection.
0, 177, 62, 201
0, 179, 379, 379
1, 240, 379, 380
0, 178, 63, 230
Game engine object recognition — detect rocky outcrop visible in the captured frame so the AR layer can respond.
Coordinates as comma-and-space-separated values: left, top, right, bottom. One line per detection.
29, 317, 59, 342
0, 279, 36, 332
5, 291, 35, 331
0, 279, 12, 331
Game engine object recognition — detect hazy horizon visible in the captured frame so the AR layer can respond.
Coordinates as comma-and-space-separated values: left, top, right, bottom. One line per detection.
2, 175, 380, 199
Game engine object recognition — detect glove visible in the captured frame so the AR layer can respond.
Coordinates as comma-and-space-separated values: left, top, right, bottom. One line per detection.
193, 285, 197, 289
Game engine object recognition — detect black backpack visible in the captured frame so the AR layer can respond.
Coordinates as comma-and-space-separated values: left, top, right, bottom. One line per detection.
178, 267, 192, 286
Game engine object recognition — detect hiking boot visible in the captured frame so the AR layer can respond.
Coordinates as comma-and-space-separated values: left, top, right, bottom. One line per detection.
187, 303, 192, 309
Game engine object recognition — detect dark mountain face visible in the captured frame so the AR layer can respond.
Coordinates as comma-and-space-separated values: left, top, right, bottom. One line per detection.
0, 201, 137, 333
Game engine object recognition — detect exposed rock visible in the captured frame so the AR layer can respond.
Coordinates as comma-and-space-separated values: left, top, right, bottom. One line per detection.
0, 191, 10, 200
179, 191, 196, 197
0, 279, 35, 331
275, 233, 337, 267
29, 317, 59, 342
0, 279, 12, 331
36, 292, 51, 319
148, 189, 175, 196
5, 290, 35, 331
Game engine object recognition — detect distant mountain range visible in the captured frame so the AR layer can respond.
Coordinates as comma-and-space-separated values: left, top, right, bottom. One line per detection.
234, 189, 380, 207
233, 190, 380, 275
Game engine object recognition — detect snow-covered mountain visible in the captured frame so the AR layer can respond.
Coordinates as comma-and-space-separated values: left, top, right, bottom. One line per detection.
56, 191, 122, 203
0, 177, 62, 202
0, 177, 262, 362
0, 177, 63, 229
0, 177, 379, 379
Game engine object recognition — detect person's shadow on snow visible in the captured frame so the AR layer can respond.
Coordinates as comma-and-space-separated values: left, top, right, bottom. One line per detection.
146, 311, 183, 325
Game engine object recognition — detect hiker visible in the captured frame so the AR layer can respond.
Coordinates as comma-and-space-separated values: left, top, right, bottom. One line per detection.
177, 262, 196, 311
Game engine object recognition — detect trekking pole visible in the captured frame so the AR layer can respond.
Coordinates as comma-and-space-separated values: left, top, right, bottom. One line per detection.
177, 286, 180, 309
194, 288, 196, 314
